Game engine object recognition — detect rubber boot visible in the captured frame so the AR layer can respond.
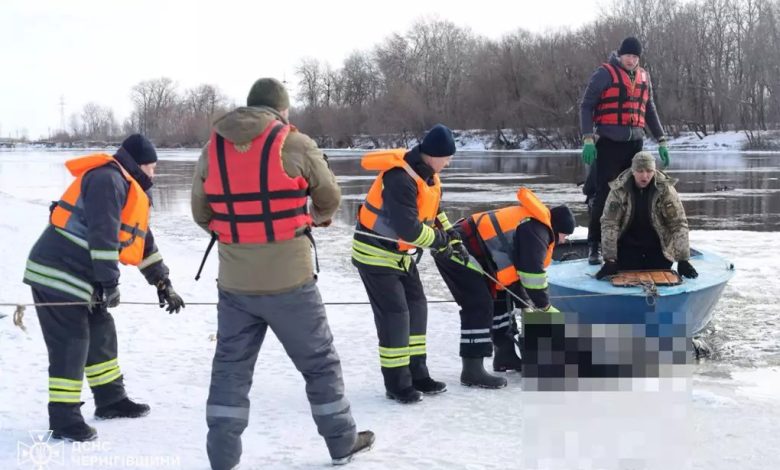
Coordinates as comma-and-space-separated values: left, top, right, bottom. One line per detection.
332, 430, 376, 465
460, 357, 507, 389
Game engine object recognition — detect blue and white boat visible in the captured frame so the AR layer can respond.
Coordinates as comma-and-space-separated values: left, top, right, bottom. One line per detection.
548, 240, 735, 336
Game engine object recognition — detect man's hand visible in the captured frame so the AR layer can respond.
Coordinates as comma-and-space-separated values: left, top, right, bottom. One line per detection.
582, 137, 597, 165
595, 260, 619, 280
658, 139, 670, 167
156, 278, 185, 314
90, 284, 120, 312
677, 259, 698, 279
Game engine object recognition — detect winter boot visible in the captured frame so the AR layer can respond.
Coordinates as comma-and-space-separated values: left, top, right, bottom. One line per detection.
95, 397, 150, 419
412, 377, 447, 395
461, 357, 507, 389
588, 242, 603, 265
493, 336, 523, 372
332, 430, 376, 465
385, 387, 423, 404
49, 402, 97, 442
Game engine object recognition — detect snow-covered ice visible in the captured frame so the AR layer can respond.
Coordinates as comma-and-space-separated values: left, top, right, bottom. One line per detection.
1, 150, 779, 469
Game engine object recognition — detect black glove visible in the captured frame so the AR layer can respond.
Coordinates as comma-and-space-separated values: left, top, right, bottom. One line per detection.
91, 284, 120, 311
452, 240, 470, 264
156, 278, 185, 314
431, 240, 454, 261
677, 260, 698, 279
429, 228, 450, 251
595, 260, 619, 280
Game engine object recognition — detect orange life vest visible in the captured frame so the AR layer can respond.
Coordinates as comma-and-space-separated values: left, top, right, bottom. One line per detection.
50, 154, 149, 266
358, 149, 441, 251
594, 63, 650, 128
203, 122, 311, 244
470, 187, 554, 288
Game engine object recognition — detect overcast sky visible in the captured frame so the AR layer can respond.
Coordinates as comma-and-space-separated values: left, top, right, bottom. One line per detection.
1, 0, 607, 139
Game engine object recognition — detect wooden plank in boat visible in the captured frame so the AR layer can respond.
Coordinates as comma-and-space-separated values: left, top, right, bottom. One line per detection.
610, 270, 682, 287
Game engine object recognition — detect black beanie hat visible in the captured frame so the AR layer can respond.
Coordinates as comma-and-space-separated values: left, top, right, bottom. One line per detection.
120, 134, 157, 165
550, 205, 576, 235
420, 124, 456, 157
618, 36, 642, 57
247, 78, 290, 111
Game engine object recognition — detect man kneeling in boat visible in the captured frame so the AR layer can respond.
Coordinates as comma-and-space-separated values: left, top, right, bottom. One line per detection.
596, 151, 698, 280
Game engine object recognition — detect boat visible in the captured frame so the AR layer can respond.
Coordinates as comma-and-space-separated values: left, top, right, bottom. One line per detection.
547, 239, 735, 336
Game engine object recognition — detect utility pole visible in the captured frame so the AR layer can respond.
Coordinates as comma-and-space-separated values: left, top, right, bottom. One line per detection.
59, 95, 66, 133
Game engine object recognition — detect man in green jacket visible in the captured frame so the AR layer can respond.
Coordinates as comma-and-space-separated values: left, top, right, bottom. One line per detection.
192, 78, 373, 468
596, 152, 698, 279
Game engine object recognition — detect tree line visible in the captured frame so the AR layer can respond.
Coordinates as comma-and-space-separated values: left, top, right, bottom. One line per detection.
293, 0, 780, 149
56, 0, 780, 149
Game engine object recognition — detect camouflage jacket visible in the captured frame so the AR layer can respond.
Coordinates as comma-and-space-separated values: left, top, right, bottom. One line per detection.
600, 168, 690, 262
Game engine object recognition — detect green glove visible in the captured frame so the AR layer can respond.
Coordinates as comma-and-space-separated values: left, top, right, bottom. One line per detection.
658, 140, 670, 167
582, 137, 596, 165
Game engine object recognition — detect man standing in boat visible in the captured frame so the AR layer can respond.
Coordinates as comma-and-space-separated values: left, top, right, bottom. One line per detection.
434, 188, 576, 379
596, 152, 698, 279
580, 36, 668, 265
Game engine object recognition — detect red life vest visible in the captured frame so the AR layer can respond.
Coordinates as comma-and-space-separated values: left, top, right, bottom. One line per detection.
203, 121, 311, 244
594, 63, 650, 128
50, 154, 149, 266
469, 187, 554, 289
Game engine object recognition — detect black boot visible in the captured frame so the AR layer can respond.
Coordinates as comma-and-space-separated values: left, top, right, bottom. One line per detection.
493, 336, 523, 372
332, 430, 376, 465
461, 357, 507, 389
412, 377, 447, 395
49, 402, 97, 442
95, 397, 150, 419
385, 387, 423, 404
588, 243, 603, 265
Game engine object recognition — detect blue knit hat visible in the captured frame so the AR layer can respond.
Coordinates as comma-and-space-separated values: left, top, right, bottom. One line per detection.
420, 124, 456, 157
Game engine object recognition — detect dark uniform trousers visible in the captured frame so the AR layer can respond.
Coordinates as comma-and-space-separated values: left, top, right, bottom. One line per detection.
433, 256, 495, 357
588, 137, 644, 244
32, 288, 127, 426
356, 262, 430, 394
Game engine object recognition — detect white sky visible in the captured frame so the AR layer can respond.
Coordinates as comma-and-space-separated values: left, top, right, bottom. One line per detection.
0, 0, 607, 139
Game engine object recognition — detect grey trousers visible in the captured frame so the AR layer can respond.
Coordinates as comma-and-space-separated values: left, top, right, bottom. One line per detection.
206, 280, 357, 469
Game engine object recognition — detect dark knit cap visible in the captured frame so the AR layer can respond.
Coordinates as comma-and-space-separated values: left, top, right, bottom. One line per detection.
246, 78, 290, 111
420, 124, 456, 157
550, 205, 576, 235
120, 134, 157, 165
618, 36, 642, 57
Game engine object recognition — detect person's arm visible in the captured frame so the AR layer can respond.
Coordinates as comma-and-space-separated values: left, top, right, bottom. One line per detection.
191, 145, 214, 234
81, 167, 127, 287
660, 186, 691, 261
600, 188, 625, 262
382, 170, 446, 248
299, 136, 341, 225
644, 73, 665, 140
138, 228, 170, 285
580, 66, 611, 137
513, 219, 553, 309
